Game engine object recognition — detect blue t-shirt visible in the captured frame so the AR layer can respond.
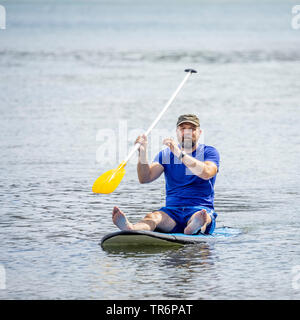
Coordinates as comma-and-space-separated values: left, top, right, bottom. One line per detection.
153, 144, 220, 209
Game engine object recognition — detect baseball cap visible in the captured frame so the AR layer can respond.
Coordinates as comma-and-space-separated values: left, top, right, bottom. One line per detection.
176, 114, 200, 127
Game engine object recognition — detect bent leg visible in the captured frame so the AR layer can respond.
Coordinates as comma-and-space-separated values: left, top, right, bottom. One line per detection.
112, 206, 176, 232
130, 210, 176, 232
184, 209, 212, 235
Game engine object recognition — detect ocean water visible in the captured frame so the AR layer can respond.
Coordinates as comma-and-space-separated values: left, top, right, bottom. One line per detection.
0, 0, 300, 299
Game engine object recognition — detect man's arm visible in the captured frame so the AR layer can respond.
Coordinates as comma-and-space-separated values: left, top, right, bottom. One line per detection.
135, 134, 164, 184
163, 138, 218, 180
137, 162, 164, 184
180, 157, 218, 180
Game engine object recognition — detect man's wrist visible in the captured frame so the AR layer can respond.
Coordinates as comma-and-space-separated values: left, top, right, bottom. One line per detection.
172, 146, 181, 157
138, 149, 148, 164
178, 150, 187, 161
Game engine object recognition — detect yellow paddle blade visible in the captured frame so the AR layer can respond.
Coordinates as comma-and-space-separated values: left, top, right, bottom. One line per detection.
92, 161, 126, 194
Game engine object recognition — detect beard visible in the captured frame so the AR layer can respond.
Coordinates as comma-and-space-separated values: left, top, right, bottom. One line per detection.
181, 138, 195, 150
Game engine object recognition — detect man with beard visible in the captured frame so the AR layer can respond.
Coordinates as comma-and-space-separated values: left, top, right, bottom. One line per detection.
112, 114, 220, 235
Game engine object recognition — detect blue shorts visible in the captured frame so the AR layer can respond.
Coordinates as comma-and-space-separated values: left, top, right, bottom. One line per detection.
155, 206, 217, 235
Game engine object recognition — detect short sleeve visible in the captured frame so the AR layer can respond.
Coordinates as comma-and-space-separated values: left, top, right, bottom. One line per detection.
152, 151, 162, 165
152, 148, 171, 166
204, 146, 220, 170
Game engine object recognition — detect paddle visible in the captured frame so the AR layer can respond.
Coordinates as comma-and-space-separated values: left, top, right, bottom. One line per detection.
92, 69, 197, 194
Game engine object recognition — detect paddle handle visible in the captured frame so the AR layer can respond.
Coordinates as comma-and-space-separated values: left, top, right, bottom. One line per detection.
123, 69, 197, 164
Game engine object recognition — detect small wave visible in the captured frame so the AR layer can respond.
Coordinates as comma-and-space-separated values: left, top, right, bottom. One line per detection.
1, 49, 300, 64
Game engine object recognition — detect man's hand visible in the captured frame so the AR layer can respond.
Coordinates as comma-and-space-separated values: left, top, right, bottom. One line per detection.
135, 134, 148, 153
163, 137, 181, 156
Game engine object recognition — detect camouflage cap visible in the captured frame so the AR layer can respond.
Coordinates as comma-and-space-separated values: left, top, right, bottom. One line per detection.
176, 114, 200, 127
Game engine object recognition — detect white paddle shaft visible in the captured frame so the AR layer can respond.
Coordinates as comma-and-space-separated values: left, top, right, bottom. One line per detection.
123, 70, 196, 164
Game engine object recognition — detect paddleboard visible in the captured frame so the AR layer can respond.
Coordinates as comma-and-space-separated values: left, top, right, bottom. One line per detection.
101, 227, 241, 249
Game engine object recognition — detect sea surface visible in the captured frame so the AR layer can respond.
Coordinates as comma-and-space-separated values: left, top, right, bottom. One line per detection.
0, 0, 300, 299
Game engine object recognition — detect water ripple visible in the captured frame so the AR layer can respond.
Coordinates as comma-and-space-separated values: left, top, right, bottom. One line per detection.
1, 49, 300, 65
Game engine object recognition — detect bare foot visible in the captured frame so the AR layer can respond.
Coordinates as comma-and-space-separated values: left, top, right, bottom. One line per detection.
184, 209, 211, 235
112, 206, 133, 231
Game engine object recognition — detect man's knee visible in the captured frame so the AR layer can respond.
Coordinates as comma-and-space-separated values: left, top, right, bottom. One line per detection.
144, 211, 163, 224
150, 210, 176, 232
